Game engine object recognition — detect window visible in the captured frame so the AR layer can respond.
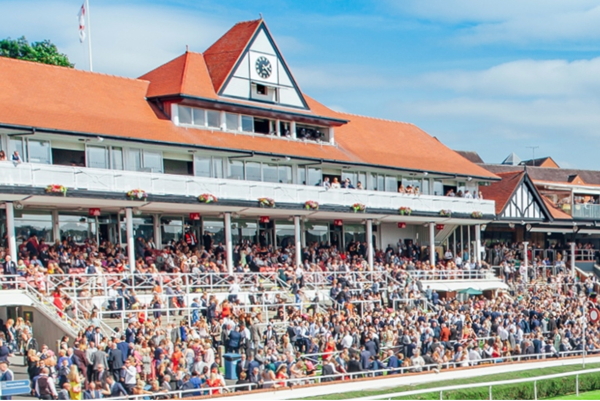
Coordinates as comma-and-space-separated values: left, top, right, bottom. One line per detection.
87, 146, 109, 169
263, 164, 279, 183
225, 113, 239, 131
126, 149, 142, 171
246, 162, 262, 181
307, 167, 322, 186
203, 219, 224, 245
161, 217, 183, 245
212, 157, 223, 178
15, 213, 53, 243
207, 110, 220, 128
59, 214, 96, 243
227, 160, 244, 180
9, 138, 24, 160
28, 140, 51, 164
120, 216, 154, 244
241, 116, 253, 132
257, 84, 267, 95
377, 175, 385, 192
179, 106, 192, 125
195, 156, 211, 178
111, 147, 123, 170
298, 167, 306, 185
342, 171, 358, 187
385, 175, 398, 192
193, 108, 205, 126
278, 165, 292, 184
126, 149, 162, 173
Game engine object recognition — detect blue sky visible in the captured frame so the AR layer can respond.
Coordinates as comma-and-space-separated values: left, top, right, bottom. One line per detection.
3, 0, 600, 169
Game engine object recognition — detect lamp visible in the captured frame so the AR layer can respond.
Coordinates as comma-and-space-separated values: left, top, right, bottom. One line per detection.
526, 224, 532, 231
481, 225, 487, 231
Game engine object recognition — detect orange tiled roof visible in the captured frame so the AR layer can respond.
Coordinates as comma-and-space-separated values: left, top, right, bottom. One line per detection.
0, 55, 497, 179
541, 196, 572, 220
203, 19, 262, 93
479, 171, 524, 214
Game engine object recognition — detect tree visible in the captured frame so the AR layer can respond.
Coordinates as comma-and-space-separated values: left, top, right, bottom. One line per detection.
0, 36, 73, 67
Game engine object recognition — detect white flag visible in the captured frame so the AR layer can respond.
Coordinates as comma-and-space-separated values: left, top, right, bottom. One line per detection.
78, 3, 86, 43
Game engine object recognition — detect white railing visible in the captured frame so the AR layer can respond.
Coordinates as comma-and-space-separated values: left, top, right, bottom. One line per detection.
355, 366, 600, 400
406, 269, 498, 281
0, 162, 495, 215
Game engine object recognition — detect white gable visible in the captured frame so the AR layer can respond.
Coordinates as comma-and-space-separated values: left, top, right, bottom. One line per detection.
501, 182, 545, 220
220, 23, 308, 109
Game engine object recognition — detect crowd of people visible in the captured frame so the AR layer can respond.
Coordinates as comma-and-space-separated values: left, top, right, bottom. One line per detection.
0, 233, 599, 399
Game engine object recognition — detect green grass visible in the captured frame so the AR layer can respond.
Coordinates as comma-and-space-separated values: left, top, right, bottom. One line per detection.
547, 389, 600, 400
301, 363, 600, 400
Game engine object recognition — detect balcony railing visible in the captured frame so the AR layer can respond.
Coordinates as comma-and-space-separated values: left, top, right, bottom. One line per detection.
572, 203, 600, 219
0, 162, 495, 215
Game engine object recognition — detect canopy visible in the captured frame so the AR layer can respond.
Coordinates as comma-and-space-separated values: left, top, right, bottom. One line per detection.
459, 288, 483, 295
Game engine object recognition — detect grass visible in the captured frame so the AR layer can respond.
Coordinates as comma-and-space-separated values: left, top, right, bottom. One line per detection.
301, 362, 600, 400
547, 389, 600, 400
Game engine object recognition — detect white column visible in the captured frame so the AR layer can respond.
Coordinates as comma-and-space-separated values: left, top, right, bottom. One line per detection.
219, 111, 226, 131
294, 216, 302, 267
571, 242, 576, 278
460, 226, 464, 258
467, 226, 472, 263
224, 212, 233, 274
153, 214, 161, 248
452, 229, 457, 259
290, 121, 297, 139
366, 219, 374, 271
429, 222, 435, 267
475, 224, 481, 266
328, 127, 335, 144
5, 202, 17, 262
523, 241, 529, 282
125, 207, 135, 273
276, 120, 281, 137
51, 210, 60, 243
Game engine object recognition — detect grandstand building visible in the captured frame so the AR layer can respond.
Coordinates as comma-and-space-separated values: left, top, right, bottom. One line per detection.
0, 18, 497, 272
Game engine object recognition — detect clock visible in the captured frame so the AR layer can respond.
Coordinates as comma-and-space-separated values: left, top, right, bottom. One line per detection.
255, 56, 272, 79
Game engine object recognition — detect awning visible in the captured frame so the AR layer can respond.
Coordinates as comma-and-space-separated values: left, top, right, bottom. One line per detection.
424, 280, 509, 292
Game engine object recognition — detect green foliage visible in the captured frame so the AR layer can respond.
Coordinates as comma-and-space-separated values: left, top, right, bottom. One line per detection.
0, 36, 73, 67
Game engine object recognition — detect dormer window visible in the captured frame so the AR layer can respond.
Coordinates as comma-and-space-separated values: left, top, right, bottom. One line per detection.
256, 84, 267, 95
251, 82, 278, 103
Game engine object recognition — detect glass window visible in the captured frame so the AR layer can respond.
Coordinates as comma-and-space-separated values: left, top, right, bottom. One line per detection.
368, 173, 377, 190
143, 150, 163, 173
120, 216, 154, 244
28, 140, 51, 164
87, 146, 108, 169
212, 157, 223, 178
9, 138, 24, 160
126, 149, 142, 171
275, 222, 295, 247
421, 178, 430, 195
307, 167, 322, 186
207, 110, 220, 128
59, 214, 95, 243
263, 164, 279, 183
385, 176, 398, 192
278, 165, 292, 184
344, 224, 366, 248
232, 219, 257, 246
298, 167, 306, 185
203, 219, 224, 245
241, 115, 253, 132
179, 106, 192, 125
193, 108, 205, 126
305, 223, 328, 246
342, 171, 358, 187
15, 213, 53, 243
358, 172, 366, 189
195, 156, 211, 177
227, 160, 244, 180
225, 113, 239, 131
161, 217, 183, 245
377, 175, 385, 192
111, 147, 123, 170
433, 180, 444, 196
245, 162, 262, 182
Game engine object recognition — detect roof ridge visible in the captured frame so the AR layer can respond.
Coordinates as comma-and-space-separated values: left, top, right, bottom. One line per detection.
0, 56, 145, 84
336, 110, 415, 126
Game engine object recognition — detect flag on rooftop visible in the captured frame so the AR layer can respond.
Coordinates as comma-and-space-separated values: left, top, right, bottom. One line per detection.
78, 3, 86, 43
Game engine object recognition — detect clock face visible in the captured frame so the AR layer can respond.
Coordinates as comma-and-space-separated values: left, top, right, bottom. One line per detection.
255, 56, 272, 79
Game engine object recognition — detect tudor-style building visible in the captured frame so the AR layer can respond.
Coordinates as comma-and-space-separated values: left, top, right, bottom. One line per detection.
0, 19, 498, 272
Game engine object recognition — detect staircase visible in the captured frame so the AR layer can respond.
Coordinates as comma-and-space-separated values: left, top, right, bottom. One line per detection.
434, 224, 457, 245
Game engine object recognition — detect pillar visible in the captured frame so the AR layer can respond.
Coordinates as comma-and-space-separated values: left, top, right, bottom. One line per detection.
429, 222, 435, 267
5, 202, 17, 262
366, 219, 374, 271
276, 119, 281, 137
153, 214, 161, 248
460, 226, 464, 259
467, 226, 471, 263
51, 210, 60, 244
224, 212, 233, 274
452, 229, 457, 259
294, 216, 302, 268
523, 241, 529, 282
290, 121, 297, 139
125, 207, 135, 273
475, 224, 481, 265
571, 242, 576, 278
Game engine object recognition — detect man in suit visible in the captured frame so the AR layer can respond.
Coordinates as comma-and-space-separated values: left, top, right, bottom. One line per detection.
263, 324, 278, 347
103, 375, 127, 398
108, 343, 124, 381
116, 337, 129, 364
92, 327, 104, 347
72, 342, 88, 380
3, 256, 17, 283
236, 353, 250, 378
386, 350, 400, 374
359, 345, 372, 370
91, 346, 109, 382
347, 355, 362, 377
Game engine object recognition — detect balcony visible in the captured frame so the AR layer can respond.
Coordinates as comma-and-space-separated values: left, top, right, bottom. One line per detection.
0, 162, 495, 217
572, 203, 600, 219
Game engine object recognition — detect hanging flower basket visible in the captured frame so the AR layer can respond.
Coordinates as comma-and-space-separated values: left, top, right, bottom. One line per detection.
351, 203, 366, 213
398, 207, 412, 216
471, 211, 483, 218
198, 193, 218, 203
45, 184, 67, 196
439, 209, 452, 217
304, 200, 319, 210
258, 197, 275, 208
126, 189, 148, 201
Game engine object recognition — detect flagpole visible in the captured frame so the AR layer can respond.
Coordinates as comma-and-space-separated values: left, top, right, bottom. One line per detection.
86, 0, 93, 72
